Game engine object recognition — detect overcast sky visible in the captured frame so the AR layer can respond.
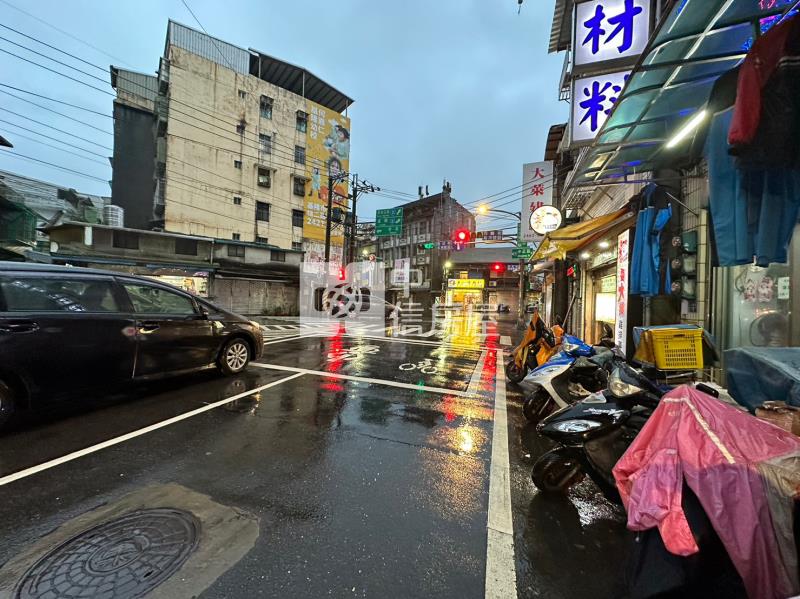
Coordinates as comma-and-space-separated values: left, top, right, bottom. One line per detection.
0, 0, 566, 231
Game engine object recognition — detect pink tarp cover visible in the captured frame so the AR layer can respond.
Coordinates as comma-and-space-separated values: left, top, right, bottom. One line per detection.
613, 385, 800, 599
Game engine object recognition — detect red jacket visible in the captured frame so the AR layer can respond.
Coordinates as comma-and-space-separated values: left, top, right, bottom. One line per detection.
729, 15, 800, 145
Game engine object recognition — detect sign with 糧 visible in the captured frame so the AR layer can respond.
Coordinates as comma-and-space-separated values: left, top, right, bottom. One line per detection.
521, 161, 553, 242
573, 0, 651, 71
571, 70, 630, 144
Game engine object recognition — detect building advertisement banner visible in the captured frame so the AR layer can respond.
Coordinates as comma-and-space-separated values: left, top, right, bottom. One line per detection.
521, 161, 554, 242
573, 0, 651, 70
303, 99, 350, 244
615, 229, 630, 354
571, 70, 631, 144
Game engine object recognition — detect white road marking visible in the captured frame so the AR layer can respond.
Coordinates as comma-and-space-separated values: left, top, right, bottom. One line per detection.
262, 333, 320, 345
467, 350, 489, 396
485, 350, 518, 598
0, 372, 305, 488
500, 335, 512, 346
251, 362, 476, 397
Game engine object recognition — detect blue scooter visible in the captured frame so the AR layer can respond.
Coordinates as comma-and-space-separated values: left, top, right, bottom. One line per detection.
519, 334, 613, 422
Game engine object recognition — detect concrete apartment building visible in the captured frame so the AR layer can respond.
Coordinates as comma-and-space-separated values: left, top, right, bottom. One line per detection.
110, 20, 353, 266
379, 183, 475, 310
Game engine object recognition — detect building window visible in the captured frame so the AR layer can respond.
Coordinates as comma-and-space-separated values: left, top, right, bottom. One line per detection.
292, 209, 304, 228
232, 233, 241, 241
228, 244, 245, 257
259, 95, 273, 119
256, 201, 270, 222
271, 250, 286, 262
234, 159, 242, 169
236, 121, 245, 134
112, 230, 139, 249
238, 89, 247, 99
293, 177, 306, 197
233, 196, 242, 205
256, 236, 268, 244
296, 111, 308, 132
175, 238, 198, 255
294, 145, 305, 165
257, 167, 271, 188
259, 133, 271, 154
292, 241, 303, 251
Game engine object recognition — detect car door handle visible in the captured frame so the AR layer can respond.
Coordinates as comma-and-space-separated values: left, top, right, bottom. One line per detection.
0, 320, 39, 333
138, 321, 160, 334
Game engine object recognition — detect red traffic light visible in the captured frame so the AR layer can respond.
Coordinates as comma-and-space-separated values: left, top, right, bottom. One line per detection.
338, 267, 346, 281
453, 228, 471, 243
491, 262, 507, 274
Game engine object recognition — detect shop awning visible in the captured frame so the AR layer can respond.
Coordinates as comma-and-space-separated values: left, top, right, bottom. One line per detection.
532, 206, 636, 261
571, 0, 799, 186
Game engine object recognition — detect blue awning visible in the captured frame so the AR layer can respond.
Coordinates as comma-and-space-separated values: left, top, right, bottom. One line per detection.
572, 0, 799, 186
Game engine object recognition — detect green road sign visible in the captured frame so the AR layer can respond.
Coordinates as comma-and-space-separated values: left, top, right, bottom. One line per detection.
423, 242, 436, 249
512, 247, 533, 260
376, 207, 403, 237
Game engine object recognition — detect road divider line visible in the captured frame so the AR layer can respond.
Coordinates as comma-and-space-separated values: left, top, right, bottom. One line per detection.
485, 350, 518, 598
467, 350, 489, 395
251, 362, 476, 397
0, 372, 305, 488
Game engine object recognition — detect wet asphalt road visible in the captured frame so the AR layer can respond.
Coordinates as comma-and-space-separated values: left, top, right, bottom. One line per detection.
0, 314, 629, 598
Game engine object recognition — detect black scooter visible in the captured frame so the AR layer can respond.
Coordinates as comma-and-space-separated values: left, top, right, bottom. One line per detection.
530, 361, 666, 502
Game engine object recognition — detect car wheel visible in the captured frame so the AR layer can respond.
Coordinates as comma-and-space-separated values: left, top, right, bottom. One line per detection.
505, 360, 527, 383
218, 337, 251, 375
0, 381, 17, 432
531, 451, 585, 494
523, 390, 554, 422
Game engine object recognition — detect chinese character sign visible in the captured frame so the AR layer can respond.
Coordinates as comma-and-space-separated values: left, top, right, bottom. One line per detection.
574, 0, 651, 68
615, 229, 630, 355
521, 161, 553, 242
571, 70, 630, 144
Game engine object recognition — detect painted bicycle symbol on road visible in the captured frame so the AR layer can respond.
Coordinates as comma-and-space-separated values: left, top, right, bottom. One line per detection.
327, 344, 381, 362
398, 358, 438, 374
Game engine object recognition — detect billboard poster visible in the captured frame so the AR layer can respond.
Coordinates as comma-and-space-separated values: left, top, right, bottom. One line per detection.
303, 99, 350, 244
521, 161, 553, 242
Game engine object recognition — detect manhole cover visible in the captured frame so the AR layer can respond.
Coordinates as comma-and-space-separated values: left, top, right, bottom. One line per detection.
15, 508, 199, 599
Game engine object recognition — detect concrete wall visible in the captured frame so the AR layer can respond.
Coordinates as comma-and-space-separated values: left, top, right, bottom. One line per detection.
163, 46, 310, 250
210, 277, 298, 316
111, 104, 157, 230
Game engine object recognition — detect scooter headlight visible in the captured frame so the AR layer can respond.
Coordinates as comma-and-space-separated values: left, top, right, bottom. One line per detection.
609, 369, 645, 398
552, 419, 602, 433
562, 342, 581, 354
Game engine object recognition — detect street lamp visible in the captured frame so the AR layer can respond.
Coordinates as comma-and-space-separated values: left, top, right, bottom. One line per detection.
474, 206, 527, 327
444, 260, 453, 269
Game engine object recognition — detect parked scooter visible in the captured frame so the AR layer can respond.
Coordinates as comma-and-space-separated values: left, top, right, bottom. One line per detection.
519, 334, 613, 422
530, 359, 719, 501
505, 310, 562, 383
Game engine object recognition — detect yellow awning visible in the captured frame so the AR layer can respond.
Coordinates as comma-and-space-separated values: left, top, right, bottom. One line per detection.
531, 207, 635, 262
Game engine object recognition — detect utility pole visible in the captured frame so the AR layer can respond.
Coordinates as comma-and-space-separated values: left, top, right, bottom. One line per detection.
324, 174, 335, 264
349, 173, 358, 265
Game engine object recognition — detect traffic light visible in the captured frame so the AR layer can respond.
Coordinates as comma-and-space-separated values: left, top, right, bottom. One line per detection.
566, 263, 578, 278
338, 267, 346, 281
453, 228, 471, 243
423, 242, 436, 250
491, 262, 507, 274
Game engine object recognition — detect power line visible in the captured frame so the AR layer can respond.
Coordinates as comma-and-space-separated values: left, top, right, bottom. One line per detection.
0, 129, 109, 166
1, 151, 108, 182
0, 83, 112, 118
0, 87, 111, 134
179, 0, 236, 71
0, 117, 110, 159
0, 47, 113, 96
0, 108, 111, 150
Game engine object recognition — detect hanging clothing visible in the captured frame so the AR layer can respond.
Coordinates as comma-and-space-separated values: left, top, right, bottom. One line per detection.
613, 385, 800, 599
629, 184, 673, 296
729, 14, 800, 150
706, 106, 800, 266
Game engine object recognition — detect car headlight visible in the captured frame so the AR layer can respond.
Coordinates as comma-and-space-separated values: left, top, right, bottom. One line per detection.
562, 342, 581, 354
552, 419, 602, 433
608, 369, 644, 397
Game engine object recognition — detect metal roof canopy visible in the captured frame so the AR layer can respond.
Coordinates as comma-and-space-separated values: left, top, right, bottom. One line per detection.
249, 50, 353, 114
572, 0, 799, 187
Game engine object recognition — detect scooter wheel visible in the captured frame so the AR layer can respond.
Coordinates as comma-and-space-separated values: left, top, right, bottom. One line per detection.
505, 360, 527, 383
523, 390, 554, 422
531, 451, 585, 494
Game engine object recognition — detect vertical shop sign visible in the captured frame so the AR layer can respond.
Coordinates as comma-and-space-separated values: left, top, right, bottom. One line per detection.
615, 229, 630, 354
573, 0, 651, 69
571, 70, 630, 144
521, 161, 553, 242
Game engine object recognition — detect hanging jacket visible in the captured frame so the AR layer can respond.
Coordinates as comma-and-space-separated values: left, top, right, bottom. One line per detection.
729, 14, 800, 148
613, 385, 800, 599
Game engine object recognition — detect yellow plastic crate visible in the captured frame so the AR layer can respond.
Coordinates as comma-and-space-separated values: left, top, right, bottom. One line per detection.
649, 328, 704, 370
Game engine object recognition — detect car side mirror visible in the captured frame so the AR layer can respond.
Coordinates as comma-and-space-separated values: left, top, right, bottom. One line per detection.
199, 306, 210, 320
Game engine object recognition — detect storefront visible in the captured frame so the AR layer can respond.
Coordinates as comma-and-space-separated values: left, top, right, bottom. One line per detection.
445, 278, 484, 307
